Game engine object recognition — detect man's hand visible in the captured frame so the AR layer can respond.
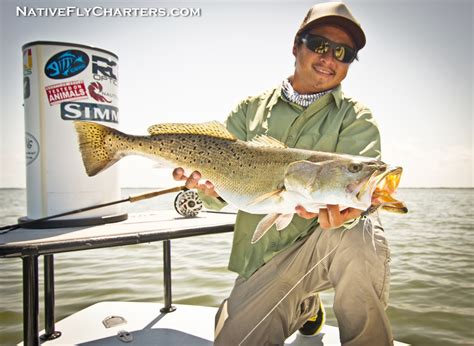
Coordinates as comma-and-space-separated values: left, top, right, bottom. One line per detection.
172, 167, 219, 198
295, 204, 362, 230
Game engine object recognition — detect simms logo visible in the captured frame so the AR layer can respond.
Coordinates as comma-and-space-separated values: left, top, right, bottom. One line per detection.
45, 50, 89, 79
61, 102, 118, 123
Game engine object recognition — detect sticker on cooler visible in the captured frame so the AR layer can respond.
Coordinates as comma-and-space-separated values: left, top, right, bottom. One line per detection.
24, 77, 31, 99
45, 80, 88, 105
92, 55, 118, 85
60, 101, 119, 123
44, 49, 89, 80
25, 132, 40, 165
88, 82, 117, 103
23, 48, 32, 76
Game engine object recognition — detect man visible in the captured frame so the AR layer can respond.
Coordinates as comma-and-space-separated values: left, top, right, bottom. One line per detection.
173, 2, 393, 345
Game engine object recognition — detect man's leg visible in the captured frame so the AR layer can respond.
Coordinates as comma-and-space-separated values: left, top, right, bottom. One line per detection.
328, 217, 393, 345
214, 228, 332, 345
215, 215, 392, 346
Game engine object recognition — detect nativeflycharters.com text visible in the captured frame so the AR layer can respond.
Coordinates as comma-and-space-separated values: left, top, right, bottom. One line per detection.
16, 6, 202, 18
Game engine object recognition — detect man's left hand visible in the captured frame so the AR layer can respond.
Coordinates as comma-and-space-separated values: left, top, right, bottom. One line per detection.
295, 204, 362, 230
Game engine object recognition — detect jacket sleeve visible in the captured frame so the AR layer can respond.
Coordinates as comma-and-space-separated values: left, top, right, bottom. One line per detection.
224, 97, 250, 141
198, 192, 228, 210
198, 98, 250, 210
336, 106, 381, 159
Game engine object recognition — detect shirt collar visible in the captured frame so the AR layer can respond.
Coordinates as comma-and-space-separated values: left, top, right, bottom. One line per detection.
331, 85, 343, 109
265, 85, 282, 110
267, 83, 343, 110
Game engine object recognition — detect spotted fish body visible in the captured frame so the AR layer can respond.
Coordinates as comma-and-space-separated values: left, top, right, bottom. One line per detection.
74, 121, 407, 243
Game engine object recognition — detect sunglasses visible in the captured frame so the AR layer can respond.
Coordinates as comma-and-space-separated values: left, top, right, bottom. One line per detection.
300, 33, 358, 64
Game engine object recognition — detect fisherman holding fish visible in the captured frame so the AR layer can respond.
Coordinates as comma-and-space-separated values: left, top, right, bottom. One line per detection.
74, 2, 405, 345
175, 2, 395, 345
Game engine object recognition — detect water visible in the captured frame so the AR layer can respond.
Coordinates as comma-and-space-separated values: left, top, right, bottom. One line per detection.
1, 188, 473, 345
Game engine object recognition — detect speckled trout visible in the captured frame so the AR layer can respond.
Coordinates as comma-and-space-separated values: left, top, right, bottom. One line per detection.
74, 121, 407, 243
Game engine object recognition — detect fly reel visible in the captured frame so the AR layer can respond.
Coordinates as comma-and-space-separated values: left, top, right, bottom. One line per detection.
174, 190, 203, 217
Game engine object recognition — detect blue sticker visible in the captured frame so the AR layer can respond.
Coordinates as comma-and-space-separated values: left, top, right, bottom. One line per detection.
44, 50, 89, 79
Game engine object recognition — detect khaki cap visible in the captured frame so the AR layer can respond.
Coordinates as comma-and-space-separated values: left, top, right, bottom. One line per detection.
296, 2, 366, 50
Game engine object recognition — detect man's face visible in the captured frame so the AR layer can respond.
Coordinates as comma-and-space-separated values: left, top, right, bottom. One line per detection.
292, 25, 355, 93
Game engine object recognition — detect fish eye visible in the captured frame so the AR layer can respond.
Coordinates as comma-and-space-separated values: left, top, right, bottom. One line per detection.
348, 163, 363, 173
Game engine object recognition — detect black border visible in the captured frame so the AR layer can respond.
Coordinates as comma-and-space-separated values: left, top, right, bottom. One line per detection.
22, 41, 119, 60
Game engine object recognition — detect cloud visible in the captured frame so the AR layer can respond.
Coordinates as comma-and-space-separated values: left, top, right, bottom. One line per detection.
386, 141, 473, 187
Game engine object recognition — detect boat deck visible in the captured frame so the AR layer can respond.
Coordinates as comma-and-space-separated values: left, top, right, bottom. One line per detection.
32, 302, 359, 345
36, 301, 408, 345
1, 210, 408, 345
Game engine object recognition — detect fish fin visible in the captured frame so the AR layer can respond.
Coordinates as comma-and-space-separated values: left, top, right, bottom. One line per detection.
74, 121, 122, 176
248, 135, 287, 148
275, 213, 294, 231
248, 188, 285, 206
285, 160, 323, 191
147, 121, 236, 141
251, 213, 280, 244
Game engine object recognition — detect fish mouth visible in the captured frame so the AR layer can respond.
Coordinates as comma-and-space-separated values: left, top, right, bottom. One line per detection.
358, 166, 408, 214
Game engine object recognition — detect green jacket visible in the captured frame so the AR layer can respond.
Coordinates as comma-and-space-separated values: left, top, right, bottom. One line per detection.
201, 84, 381, 278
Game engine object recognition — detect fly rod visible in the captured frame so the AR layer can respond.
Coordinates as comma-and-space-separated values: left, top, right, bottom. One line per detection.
0, 186, 187, 234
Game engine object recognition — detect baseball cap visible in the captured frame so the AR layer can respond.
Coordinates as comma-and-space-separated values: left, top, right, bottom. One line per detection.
296, 2, 366, 50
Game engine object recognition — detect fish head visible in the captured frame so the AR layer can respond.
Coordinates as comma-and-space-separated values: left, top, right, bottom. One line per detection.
360, 164, 408, 214
284, 156, 407, 213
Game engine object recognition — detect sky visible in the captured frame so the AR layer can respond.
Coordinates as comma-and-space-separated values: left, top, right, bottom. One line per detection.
1, 0, 472, 188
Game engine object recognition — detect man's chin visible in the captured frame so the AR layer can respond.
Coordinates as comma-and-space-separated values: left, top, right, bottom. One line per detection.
311, 80, 336, 92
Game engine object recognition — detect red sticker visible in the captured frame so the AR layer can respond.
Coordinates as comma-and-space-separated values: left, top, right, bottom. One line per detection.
45, 80, 88, 105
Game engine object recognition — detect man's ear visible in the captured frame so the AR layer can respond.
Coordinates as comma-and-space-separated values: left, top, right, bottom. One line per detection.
292, 43, 297, 57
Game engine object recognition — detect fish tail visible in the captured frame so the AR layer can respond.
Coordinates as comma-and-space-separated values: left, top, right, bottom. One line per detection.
74, 121, 123, 176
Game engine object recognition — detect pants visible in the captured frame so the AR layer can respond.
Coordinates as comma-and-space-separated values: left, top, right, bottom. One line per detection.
214, 216, 393, 346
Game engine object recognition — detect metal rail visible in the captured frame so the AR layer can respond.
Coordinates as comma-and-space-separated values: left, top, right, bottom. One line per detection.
2, 218, 235, 345
160, 240, 177, 313
22, 255, 39, 345
40, 255, 61, 341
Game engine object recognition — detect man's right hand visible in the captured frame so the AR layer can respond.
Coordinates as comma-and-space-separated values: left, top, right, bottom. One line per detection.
172, 167, 219, 198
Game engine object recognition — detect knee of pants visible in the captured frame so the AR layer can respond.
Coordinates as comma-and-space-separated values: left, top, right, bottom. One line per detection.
340, 218, 390, 258
330, 222, 391, 307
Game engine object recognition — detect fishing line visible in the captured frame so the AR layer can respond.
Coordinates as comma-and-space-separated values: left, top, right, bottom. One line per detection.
362, 216, 376, 250
238, 228, 348, 346
0, 186, 187, 235
361, 205, 387, 252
